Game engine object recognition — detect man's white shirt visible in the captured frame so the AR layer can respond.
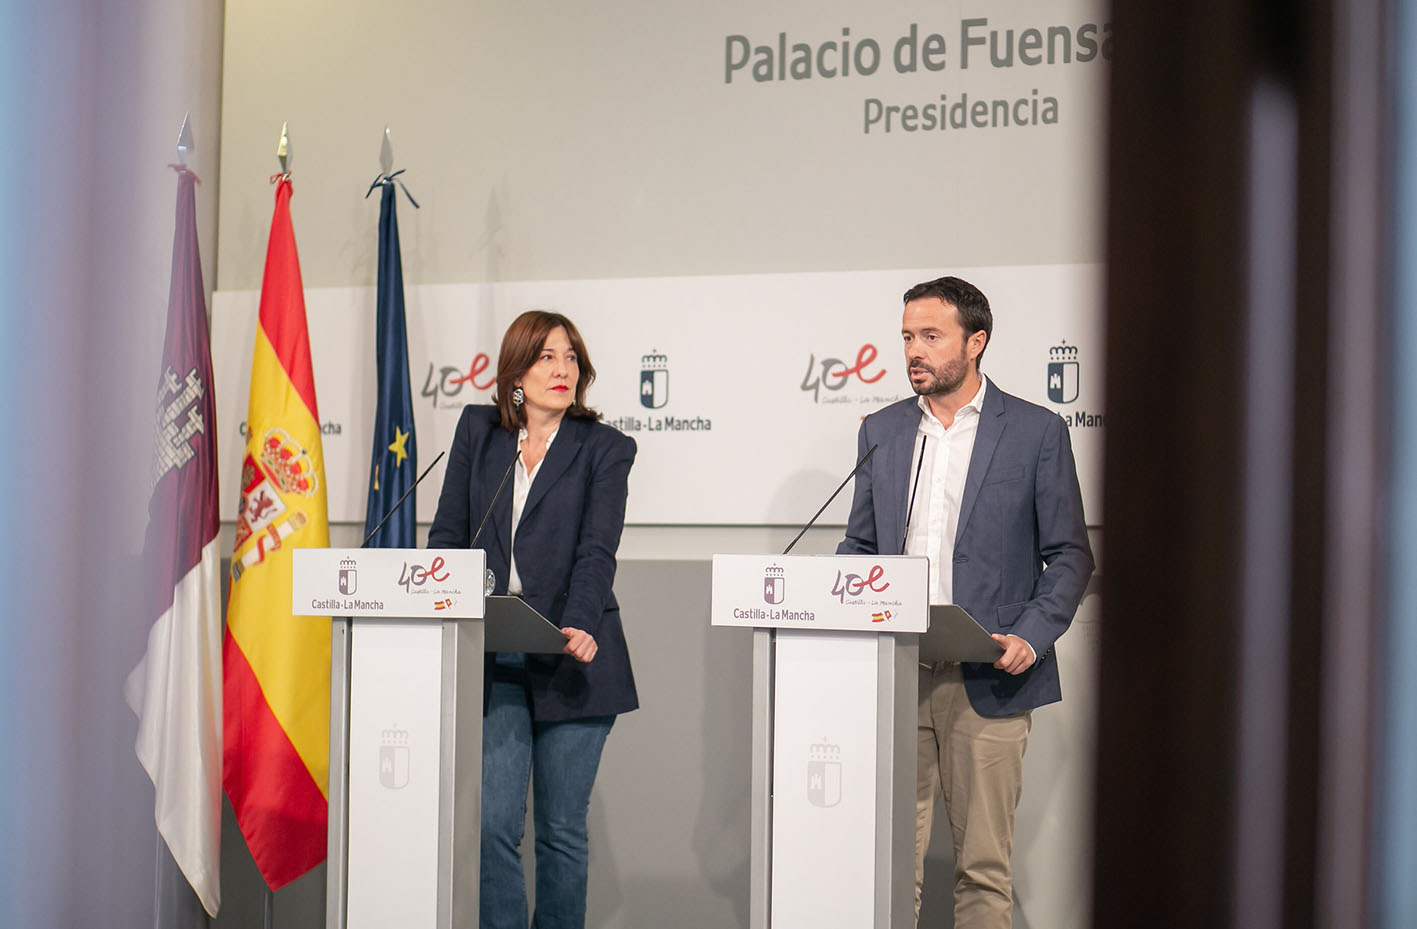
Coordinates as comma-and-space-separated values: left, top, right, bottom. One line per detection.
903, 376, 986, 606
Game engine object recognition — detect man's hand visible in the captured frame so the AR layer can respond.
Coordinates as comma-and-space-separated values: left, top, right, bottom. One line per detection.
991, 634, 1035, 675
561, 627, 598, 663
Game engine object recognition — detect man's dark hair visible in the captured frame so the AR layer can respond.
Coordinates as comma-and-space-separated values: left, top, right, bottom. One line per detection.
903, 276, 993, 369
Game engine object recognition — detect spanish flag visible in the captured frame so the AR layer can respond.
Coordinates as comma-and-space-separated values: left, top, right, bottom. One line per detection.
223, 176, 330, 890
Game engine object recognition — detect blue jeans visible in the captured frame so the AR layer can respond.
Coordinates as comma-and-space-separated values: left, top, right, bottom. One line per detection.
480, 678, 615, 929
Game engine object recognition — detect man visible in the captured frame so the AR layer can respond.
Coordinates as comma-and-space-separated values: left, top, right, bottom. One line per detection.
838, 276, 1093, 927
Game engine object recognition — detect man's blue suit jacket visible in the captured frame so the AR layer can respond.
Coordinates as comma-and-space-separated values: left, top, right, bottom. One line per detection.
428, 405, 639, 721
838, 384, 1094, 717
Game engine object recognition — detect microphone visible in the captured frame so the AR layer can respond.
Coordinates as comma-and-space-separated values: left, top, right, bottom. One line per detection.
899, 436, 928, 554
470, 449, 521, 550
361, 451, 446, 548
781, 444, 878, 555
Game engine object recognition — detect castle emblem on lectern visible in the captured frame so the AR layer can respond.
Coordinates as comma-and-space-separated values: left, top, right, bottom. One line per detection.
763, 565, 785, 604
338, 557, 357, 595
1047, 340, 1080, 404
640, 350, 669, 409
379, 726, 410, 790
808, 739, 842, 808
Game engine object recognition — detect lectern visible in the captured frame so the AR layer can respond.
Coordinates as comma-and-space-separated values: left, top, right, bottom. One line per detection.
711, 554, 927, 929
711, 554, 1001, 929
293, 548, 565, 929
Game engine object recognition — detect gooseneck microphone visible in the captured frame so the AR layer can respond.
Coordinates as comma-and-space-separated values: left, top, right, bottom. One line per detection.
781, 444, 879, 555
470, 449, 521, 550
360, 450, 446, 548
899, 436, 928, 554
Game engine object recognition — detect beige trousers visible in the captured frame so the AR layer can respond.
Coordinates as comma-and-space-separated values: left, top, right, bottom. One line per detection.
915, 661, 1031, 928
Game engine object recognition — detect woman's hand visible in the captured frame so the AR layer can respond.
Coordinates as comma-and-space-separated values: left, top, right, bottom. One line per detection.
560, 627, 598, 663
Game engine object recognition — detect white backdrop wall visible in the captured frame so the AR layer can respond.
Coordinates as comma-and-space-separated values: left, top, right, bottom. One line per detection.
211, 264, 1105, 526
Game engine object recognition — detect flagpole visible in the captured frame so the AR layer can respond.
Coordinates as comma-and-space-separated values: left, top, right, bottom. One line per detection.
151, 832, 161, 929
276, 121, 291, 176
149, 113, 188, 929
254, 127, 297, 915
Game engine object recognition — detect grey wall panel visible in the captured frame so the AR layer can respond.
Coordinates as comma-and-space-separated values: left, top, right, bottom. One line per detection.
584, 560, 753, 929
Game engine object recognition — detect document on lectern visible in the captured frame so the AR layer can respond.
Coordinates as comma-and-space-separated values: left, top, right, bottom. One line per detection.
484, 595, 568, 653
919, 604, 1006, 663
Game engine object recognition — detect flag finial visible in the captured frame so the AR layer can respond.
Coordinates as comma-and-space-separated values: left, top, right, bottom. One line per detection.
176, 113, 194, 167
380, 126, 394, 177
276, 121, 292, 175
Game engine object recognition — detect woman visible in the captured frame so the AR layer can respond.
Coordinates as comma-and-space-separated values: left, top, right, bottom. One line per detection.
428, 310, 638, 929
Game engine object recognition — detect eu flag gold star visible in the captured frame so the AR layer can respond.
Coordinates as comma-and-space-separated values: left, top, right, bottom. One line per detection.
387, 426, 410, 466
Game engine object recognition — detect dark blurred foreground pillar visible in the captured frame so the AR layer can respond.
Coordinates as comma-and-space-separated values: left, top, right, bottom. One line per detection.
1096, 1, 1390, 927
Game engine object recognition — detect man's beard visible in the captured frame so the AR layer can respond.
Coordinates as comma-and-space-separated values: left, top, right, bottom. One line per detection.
909, 352, 969, 397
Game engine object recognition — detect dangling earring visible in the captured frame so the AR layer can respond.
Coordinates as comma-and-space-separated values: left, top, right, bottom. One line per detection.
511, 386, 524, 408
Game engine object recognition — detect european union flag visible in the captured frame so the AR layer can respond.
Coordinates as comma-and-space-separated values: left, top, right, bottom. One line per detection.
364, 173, 418, 547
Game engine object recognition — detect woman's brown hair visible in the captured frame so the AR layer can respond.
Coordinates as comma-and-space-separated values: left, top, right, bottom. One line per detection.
493, 310, 601, 434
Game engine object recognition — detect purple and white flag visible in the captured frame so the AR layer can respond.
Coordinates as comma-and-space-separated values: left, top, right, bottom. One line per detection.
125, 164, 222, 916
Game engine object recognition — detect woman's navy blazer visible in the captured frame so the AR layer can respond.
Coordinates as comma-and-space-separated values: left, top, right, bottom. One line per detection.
428, 405, 639, 721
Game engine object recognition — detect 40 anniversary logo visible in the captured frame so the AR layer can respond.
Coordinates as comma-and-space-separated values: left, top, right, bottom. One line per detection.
800, 344, 888, 403
421, 355, 495, 409
831, 564, 890, 603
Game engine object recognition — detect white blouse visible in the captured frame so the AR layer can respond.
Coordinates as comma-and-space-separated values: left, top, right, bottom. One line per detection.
506, 426, 557, 595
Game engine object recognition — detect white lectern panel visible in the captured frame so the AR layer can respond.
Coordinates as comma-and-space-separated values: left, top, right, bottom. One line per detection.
293, 548, 483, 618
771, 630, 879, 928
711, 554, 928, 632
347, 620, 443, 929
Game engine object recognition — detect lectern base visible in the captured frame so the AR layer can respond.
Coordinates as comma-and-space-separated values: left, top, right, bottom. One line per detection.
750, 628, 917, 929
